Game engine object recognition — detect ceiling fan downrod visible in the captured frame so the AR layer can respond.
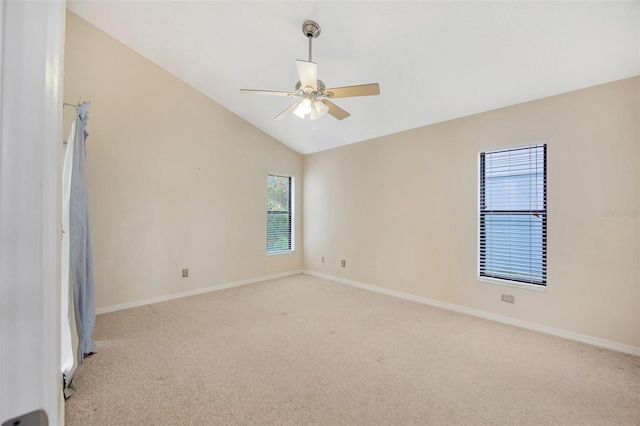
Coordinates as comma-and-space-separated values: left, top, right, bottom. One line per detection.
302, 20, 320, 62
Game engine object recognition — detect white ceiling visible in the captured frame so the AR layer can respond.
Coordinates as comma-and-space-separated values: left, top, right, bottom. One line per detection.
67, 1, 639, 155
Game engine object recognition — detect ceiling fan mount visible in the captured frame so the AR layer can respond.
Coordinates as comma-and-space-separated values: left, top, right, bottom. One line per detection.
301, 20, 321, 39
240, 20, 380, 121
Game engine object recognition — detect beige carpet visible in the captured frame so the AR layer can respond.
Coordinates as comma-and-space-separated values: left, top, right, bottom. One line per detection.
66, 274, 640, 425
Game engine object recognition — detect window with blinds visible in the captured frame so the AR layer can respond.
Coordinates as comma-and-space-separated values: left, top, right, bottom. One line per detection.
267, 175, 293, 254
479, 144, 547, 286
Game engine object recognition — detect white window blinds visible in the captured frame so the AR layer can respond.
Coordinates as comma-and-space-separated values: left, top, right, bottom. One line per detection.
479, 145, 547, 286
267, 175, 293, 254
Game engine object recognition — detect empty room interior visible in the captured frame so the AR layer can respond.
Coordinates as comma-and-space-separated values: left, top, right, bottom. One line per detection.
4, 1, 640, 425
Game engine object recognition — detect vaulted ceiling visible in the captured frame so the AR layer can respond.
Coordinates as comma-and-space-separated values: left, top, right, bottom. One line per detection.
67, 1, 639, 154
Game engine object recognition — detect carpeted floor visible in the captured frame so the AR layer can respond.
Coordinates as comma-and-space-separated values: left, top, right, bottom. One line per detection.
65, 274, 640, 425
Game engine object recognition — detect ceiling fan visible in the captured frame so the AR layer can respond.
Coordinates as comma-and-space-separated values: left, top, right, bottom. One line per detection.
240, 20, 380, 121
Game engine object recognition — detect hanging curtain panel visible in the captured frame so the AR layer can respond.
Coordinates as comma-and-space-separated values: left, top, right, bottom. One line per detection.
62, 101, 95, 398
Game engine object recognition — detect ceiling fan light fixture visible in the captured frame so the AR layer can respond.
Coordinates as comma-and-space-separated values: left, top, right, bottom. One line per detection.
314, 99, 329, 116
294, 97, 312, 118
293, 108, 305, 119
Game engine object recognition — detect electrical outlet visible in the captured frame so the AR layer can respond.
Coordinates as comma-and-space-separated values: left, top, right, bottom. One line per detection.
501, 294, 515, 304
341, 260, 346, 267
321, 256, 325, 263
182, 268, 189, 278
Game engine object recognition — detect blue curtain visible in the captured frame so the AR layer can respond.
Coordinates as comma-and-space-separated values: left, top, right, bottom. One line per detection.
69, 101, 95, 357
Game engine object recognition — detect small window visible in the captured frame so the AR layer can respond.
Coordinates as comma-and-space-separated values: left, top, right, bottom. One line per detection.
267, 175, 294, 254
479, 144, 547, 286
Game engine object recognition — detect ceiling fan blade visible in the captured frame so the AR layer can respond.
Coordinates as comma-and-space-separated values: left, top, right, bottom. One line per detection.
240, 89, 296, 97
296, 60, 317, 91
274, 102, 301, 120
324, 83, 380, 98
322, 100, 351, 120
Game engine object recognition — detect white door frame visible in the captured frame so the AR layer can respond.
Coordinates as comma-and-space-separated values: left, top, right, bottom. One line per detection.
0, 1, 65, 424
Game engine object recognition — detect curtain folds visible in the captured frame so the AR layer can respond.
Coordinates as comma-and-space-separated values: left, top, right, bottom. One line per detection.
62, 101, 95, 399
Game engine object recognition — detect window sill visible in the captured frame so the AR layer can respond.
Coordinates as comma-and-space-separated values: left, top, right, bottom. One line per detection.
268, 250, 294, 256
478, 276, 547, 292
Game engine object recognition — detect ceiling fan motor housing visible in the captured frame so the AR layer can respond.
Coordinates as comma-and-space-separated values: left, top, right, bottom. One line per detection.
296, 79, 325, 95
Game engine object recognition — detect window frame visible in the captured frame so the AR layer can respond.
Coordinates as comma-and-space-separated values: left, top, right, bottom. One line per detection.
478, 143, 547, 290
266, 174, 295, 255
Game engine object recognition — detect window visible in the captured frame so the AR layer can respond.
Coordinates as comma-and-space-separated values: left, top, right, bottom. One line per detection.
479, 144, 547, 286
267, 175, 294, 254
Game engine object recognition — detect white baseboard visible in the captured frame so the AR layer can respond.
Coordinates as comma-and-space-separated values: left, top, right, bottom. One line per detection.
302, 270, 640, 357
96, 270, 303, 315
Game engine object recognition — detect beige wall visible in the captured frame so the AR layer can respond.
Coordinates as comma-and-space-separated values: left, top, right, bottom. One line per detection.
304, 77, 640, 348
64, 11, 639, 349
64, 12, 302, 309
